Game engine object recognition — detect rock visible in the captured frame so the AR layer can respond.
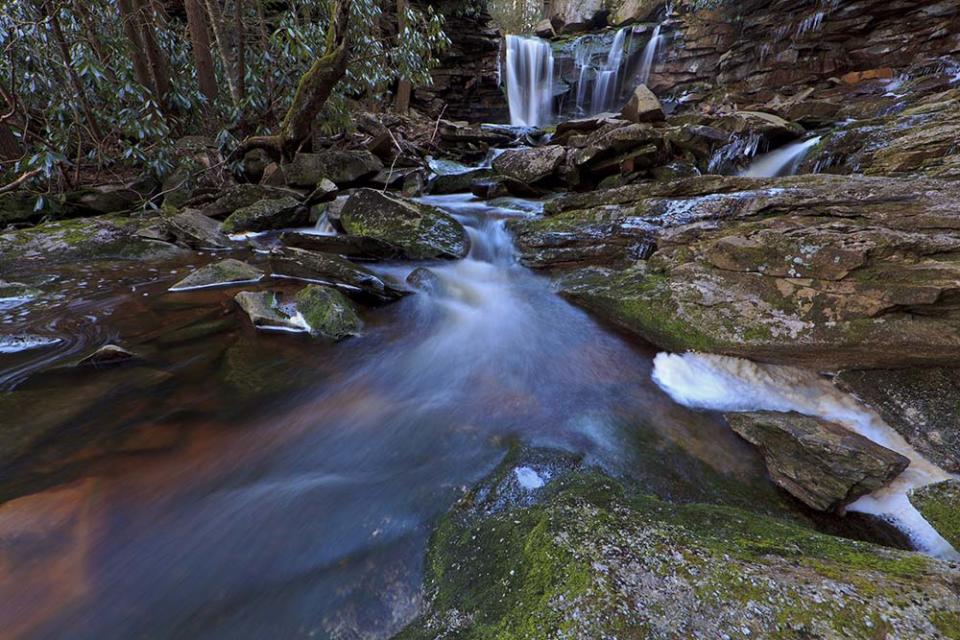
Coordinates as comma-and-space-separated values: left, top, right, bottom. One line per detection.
338, 189, 469, 260
222, 196, 307, 234
534, 18, 554, 38
726, 411, 910, 512
909, 480, 960, 548
841, 68, 895, 85
77, 344, 136, 367
169, 259, 265, 292
436, 120, 515, 146
540, 174, 960, 370
621, 84, 665, 123
234, 291, 308, 333
0, 215, 185, 269
166, 209, 231, 248
0, 280, 41, 307
294, 285, 362, 340
712, 111, 805, 144
279, 231, 402, 261
62, 177, 157, 216
608, 0, 665, 25
492, 146, 566, 184
429, 168, 494, 194
241, 148, 271, 183
0, 192, 57, 227
305, 178, 339, 204
270, 246, 407, 303
571, 123, 663, 169
548, 0, 604, 33
195, 184, 296, 219
282, 150, 383, 187
471, 176, 542, 199
835, 368, 960, 473
405, 267, 443, 293
398, 456, 960, 639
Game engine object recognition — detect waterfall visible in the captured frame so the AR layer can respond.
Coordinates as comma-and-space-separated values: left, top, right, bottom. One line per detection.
740, 136, 822, 177
590, 28, 628, 114
637, 23, 663, 85
505, 35, 555, 127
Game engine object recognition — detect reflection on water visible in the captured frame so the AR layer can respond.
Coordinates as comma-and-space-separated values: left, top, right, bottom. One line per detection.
0, 196, 825, 639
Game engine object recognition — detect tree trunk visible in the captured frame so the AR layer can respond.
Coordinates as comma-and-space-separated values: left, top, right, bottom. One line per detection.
393, 0, 412, 113
239, 0, 350, 157
203, 0, 241, 106
186, 0, 219, 106
46, 2, 104, 142
117, 0, 155, 95
235, 0, 246, 103
0, 123, 20, 162
133, 0, 171, 104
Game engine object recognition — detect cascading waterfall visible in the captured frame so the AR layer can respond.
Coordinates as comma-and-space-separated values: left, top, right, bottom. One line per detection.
740, 136, 822, 177
637, 23, 663, 85
505, 35, 555, 127
590, 28, 629, 114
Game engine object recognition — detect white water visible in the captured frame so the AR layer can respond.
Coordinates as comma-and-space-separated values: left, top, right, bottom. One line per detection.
637, 23, 663, 85
652, 352, 959, 559
740, 136, 821, 177
505, 35, 555, 127
590, 28, 629, 114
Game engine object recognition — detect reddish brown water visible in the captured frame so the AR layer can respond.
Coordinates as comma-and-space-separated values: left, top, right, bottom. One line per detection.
0, 196, 815, 639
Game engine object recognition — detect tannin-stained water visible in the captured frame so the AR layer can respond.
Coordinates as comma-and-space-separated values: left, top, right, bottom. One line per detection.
0, 195, 919, 639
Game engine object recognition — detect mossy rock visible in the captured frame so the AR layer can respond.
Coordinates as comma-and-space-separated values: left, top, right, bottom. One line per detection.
909, 480, 960, 549
399, 456, 960, 639
295, 284, 362, 340
169, 259, 264, 292
339, 189, 470, 260
222, 196, 307, 234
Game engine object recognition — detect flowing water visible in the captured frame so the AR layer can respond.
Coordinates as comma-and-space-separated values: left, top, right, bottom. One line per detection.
1, 194, 950, 639
740, 136, 822, 177
505, 35, 554, 127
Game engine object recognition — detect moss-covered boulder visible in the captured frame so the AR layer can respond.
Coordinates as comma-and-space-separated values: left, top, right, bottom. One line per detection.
492, 146, 566, 185
399, 456, 960, 640
234, 291, 308, 333
282, 150, 382, 187
909, 480, 960, 550
295, 285, 361, 340
169, 259, 264, 292
222, 196, 307, 234
270, 246, 408, 303
197, 184, 296, 219
338, 189, 469, 260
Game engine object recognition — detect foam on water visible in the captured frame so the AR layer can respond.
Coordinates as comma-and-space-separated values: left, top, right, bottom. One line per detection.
651, 351, 959, 558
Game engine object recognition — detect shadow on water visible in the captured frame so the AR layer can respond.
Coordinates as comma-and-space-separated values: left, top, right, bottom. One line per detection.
0, 195, 854, 639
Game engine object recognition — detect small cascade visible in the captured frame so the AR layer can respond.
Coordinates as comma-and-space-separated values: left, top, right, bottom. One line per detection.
637, 23, 663, 85
505, 35, 555, 127
590, 28, 629, 114
740, 136, 822, 177
707, 133, 764, 174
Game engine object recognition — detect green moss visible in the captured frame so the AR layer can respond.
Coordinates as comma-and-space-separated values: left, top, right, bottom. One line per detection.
932, 611, 960, 639
908, 480, 960, 548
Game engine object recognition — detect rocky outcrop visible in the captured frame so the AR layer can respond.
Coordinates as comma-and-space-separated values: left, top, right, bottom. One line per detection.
909, 480, 960, 549
338, 189, 470, 260
221, 196, 308, 234
399, 453, 960, 639
835, 368, 960, 473
169, 259, 264, 292
518, 174, 960, 370
726, 411, 909, 512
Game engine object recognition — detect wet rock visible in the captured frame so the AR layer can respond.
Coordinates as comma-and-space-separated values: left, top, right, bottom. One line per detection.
222, 196, 307, 234
234, 291, 308, 333
169, 259, 264, 292
712, 110, 805, 144
436, 120, 515, 146
295, 285, 362, 340
835, 368, 960, 473
621, 84, 665, 123
405, 267, 442, 293
543, 174, 960, 370
0, 215, 185, 268
909, 480, 960, 548
166, 209, 231, 248
77, 344, 136, 367
399, 457, 960, 639
241, 148, 271, 183
471, 176, 542, 199
571, 123, 662, 170
338, 189, 469, 260
306, 178, 339, 204
279, 231, 401, 261
270, 246, 407, 303
63, 178, 156, 216
429, 168, 494, 194
726, 411, 910, 512
283, 150, 383, 187
492, 145, 566, 184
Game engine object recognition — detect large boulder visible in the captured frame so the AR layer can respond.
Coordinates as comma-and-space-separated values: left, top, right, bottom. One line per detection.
222, 196, 307, 234
338, 189, 469, 260
621, 85, 665, 123
909, 480, 960, 549
835, 368, 960, 473
725, 411, 910, 512
548, 0, 605, 33
398, 455, 960, 639
282, 150, 382, 187
279, 231, 402, 261
492, 145, 566, 184
195, 184, 296, 219
607, 0, 665, 25
536, 174, 960, 370
295, 285, 362, 340
62, 177, 157, 216
234, 291, 308, 333
165, 209, 231, 248
270, 246, 407, 303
